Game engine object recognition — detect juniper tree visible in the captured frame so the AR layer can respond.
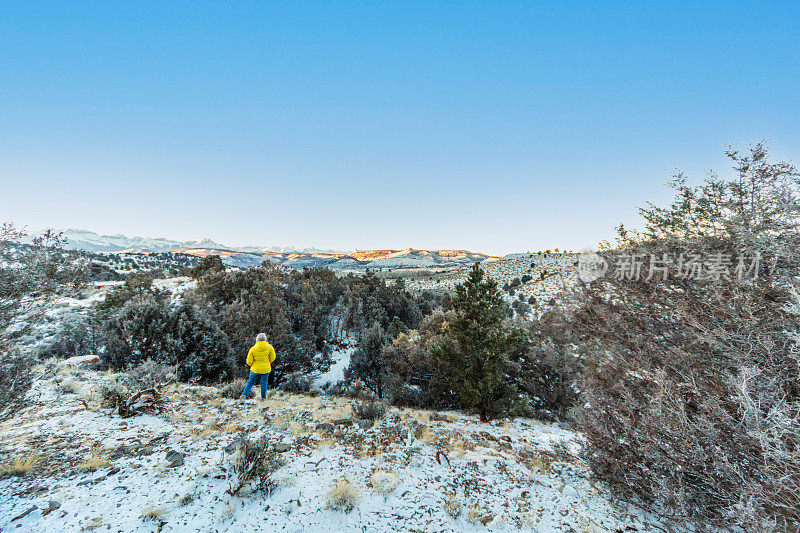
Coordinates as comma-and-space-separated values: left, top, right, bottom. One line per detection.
191, 255, 225, 279
433, 264, 524, 421
344, 321, 388, 397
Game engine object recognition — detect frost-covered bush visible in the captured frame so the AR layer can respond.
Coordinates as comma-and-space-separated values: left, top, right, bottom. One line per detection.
578, 269, 800, 529
353, 399, 386, 420
125, 359, 176, 390
0, 348, 34, 421
509, 308, 581, 421
382, 310, 458, 409
1, 225, 84, 419
98, 378, 128, 408
279, 372, 310, 393
44, 314, 101, 359
101, 283, 233, 384
103, 291, 172, 370
166, 302, 232, 383
344, 322, 388, 397
576, 144, 800, 529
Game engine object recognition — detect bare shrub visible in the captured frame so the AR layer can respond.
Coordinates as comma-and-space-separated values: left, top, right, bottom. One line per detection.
226, 436, 285, 496
279, 372, 310, 393
98, 379, 127, 408
353, 400, 386, 420
98, 379, 166, 418
578, 271, 800, 529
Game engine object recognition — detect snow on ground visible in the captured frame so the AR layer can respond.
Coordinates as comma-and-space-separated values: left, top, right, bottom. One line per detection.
312, 344, 355, 389
152, 277, 196, 295
0, 368, 667, 532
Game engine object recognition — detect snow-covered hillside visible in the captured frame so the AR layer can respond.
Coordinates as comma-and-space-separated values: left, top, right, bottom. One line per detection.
400, 253, 578, 306
0, 368, 666, 532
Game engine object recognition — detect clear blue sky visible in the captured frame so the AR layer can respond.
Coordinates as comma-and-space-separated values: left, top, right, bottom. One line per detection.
1, 1, 798, 254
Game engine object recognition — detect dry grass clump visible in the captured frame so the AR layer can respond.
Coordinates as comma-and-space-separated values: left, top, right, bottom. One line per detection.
419, 425, 438, 444
0, 452, 42, 477
141, 506, 164, 521
443, 494, 461, 518
288, 420, 308, 434
327, 479, 359, 512
80, 517, 105, 531
188, 418, 224, 439
370, 469, 398, 494
467, 503, 493, 525
57, 380, 80, 395
78, 448, 109, 472
218, 378, 247, 399
448, 436, 472, 457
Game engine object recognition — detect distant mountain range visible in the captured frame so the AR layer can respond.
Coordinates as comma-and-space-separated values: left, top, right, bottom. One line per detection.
25, 228, 346, 255
28, 228, 496, 271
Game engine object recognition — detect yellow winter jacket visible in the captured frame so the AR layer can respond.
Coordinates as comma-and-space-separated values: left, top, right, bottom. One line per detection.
246, 341, 276, 374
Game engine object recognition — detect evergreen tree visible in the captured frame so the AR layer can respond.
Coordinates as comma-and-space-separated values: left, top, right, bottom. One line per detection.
103, 291, 173, 370
191, 255, 225, 279
344, 321, 388, 397
167, 302, 232, 383
433, 263, 524, 421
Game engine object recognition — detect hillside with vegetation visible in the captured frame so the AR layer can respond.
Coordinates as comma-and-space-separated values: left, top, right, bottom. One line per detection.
2, 144, 799, 531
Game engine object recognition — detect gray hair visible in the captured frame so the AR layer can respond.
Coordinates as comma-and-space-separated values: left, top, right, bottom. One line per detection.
256, 333, 267, 342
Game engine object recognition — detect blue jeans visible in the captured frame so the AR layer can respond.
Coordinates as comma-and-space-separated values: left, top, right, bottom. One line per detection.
242, 371, 269, 399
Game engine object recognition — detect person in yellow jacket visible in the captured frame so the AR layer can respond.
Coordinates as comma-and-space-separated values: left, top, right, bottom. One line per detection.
241, 333, 276, 400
